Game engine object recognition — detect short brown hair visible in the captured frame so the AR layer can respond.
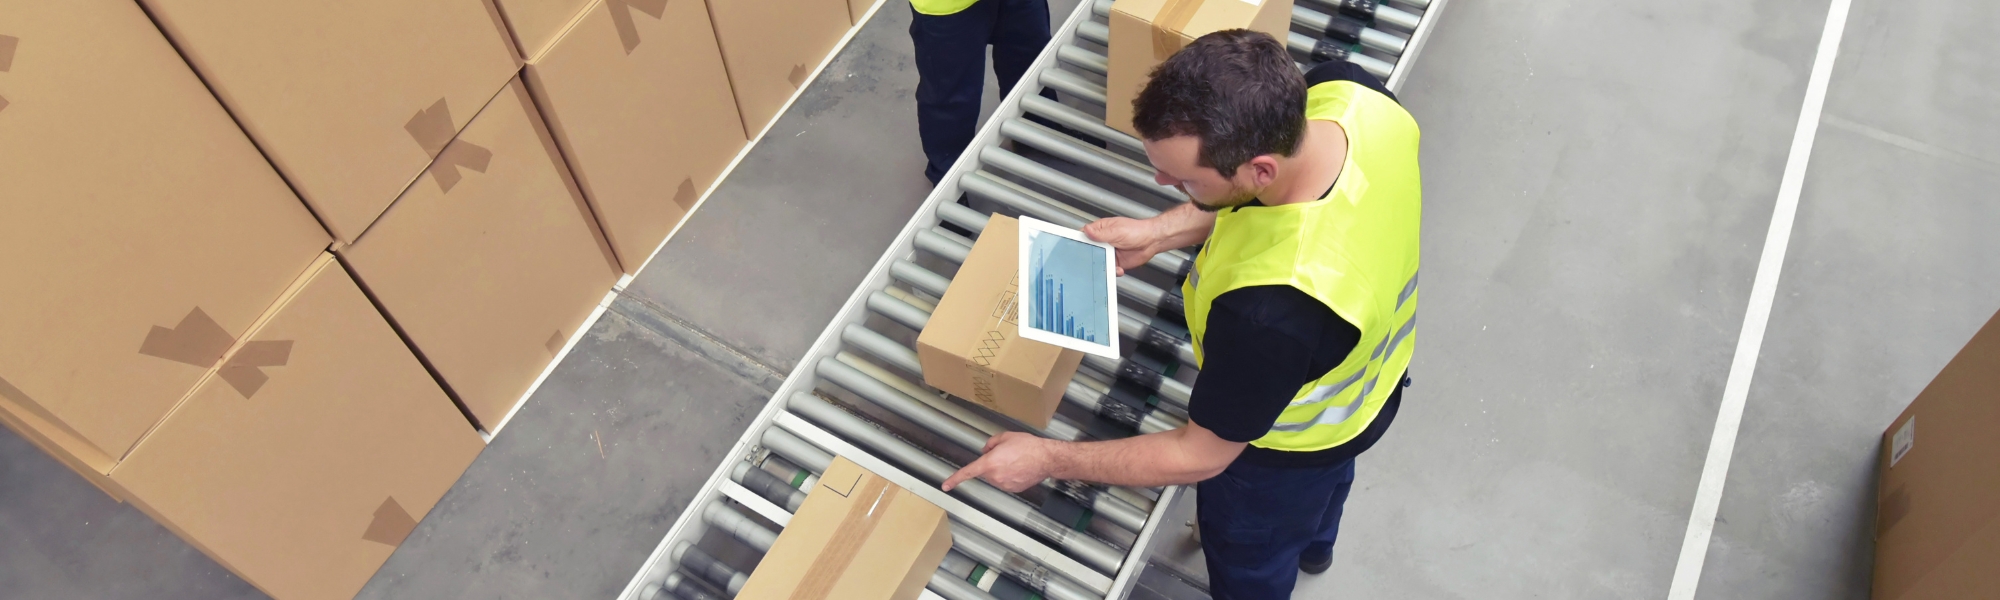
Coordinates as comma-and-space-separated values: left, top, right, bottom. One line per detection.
1131, 30, 1307, 178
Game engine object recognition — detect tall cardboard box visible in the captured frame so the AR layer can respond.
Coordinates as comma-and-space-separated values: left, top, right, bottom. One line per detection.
138, 0, 522, 243
705, 0, 850, 137
1872, 309, 2000, 600
112, 255, 485, 600
1104, 0, 1295, 135
0, 1, 329, 473
736, 457, 953, 600
848, 0, 882, 23
526, 0, 748, 273
493, 0, 596, 61
916, 216, 1084, 428
340, 78, 623, 431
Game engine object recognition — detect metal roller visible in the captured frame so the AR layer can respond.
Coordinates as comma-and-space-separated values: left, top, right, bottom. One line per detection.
672, 541, 747, 597
1287, 31, 1394, 79
758, 425, 1104, 600
1039, 69, 1108, 106
1018, 96, 1144, 155
727, 461, 805, 512
1292, 5, 1407, 55
816, 358, 1154, 533
1056, 45, 1109, 75
999, 118, 1182, 204
787, 392, 1127, 574
643, 573, 722, 600
980, 147, 1162, 220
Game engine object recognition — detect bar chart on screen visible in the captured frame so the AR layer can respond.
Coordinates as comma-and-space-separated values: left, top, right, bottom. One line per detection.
1025, 228, 1112, 346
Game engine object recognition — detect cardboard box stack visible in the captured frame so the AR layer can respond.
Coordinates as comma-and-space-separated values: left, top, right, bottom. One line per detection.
1872, 309, 2000, 600
0, 4, 480, 598
917, 216, 1085, 428
7, 0, 862, 594
706, 0, 854, 137
736, 457, 954, 600
339, 78, 625, 430
525, 0, 749, 273
1104, 0, 1295, 135
136, 0, 523, 244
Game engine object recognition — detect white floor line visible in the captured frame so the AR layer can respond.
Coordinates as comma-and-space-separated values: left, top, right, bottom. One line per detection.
1665, 0, 1854, 597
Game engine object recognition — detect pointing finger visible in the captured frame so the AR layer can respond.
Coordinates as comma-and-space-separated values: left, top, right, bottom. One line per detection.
941, 459, 987, 492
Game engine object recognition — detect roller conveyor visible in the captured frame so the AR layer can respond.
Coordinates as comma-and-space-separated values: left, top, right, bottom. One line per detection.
614, 0, 1446, 595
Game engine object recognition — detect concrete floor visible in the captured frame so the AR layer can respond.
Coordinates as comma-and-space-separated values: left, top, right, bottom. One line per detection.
3, 0, 1997, 597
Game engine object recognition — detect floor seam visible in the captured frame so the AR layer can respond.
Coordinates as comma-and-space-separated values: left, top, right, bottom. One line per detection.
607, 294, 788, 395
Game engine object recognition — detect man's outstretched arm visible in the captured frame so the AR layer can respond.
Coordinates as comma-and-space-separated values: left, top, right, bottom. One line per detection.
940, 421, 1246, 493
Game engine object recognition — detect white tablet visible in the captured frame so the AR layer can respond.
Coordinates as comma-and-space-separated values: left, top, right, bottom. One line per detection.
1017, 216, 1121, 359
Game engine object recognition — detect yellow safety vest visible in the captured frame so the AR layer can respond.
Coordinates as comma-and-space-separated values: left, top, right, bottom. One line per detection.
1182, 80, 1421, 452
911, 0, 979, 16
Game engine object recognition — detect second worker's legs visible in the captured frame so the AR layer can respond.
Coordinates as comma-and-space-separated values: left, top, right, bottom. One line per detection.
987, 0, 1051, 98
910, 1, 998, 185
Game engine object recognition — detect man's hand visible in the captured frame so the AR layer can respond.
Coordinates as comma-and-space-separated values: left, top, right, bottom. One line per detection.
1083, 217, 1162, 276
941, 432, 1061, 493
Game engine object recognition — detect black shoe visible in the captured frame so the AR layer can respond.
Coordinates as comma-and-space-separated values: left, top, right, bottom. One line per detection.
1300, 547, 1333, 575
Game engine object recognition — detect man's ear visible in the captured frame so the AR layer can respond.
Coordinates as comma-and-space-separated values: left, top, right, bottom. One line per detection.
1247, 155, 1283, 188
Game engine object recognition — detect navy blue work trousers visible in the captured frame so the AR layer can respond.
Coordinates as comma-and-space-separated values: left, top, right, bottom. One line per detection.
1197, 458, 1358, 599
909, 0, 1052, 184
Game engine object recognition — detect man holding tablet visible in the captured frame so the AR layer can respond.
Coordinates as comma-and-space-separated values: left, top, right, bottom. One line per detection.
942, 30, 1420, 599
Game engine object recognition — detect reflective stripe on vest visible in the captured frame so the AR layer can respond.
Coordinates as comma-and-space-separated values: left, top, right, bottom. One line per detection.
911, 0, 979, 16
1182, 80, 1422, 452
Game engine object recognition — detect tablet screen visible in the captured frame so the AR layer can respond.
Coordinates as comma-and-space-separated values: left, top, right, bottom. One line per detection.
1018, 217, 1120, 358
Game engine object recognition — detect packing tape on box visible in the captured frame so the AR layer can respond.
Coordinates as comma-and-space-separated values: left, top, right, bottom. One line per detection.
607, 0, 671, 54
216, 340, 293, 399
0, 35, 16, 113
139, 307, 237, 368
516, 81, 625, 274
428, 139, 495, 193
796, 472, 899, 598
789, 64, 811, 89
1151, 0, 1204, 60
138, 307, 293, 398
0, 34, 17, 72
405, 98, 459, 156
362, 496, 419, 547
674, 178, 699, 212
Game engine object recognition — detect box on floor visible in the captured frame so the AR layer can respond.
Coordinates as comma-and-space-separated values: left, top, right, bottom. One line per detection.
737, 457, 953, 600
339, 76, 624, 431
704, 0, 851, 138
0, 0, 328, 477
1873, 309, 2000, 600
1104, 0, 1294, 135
526, 0, 748, 273
138, 0, 521, 243
112, 254, 485, 600
917, 216, 1083, 429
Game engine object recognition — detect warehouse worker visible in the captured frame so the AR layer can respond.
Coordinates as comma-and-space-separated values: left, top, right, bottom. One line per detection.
942, 31, 1419, 599
909, 0, 1054, 184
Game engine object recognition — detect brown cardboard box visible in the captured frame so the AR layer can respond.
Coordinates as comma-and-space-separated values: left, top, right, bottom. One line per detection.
1873, 309, 2000, 600
1104, 0, 1294, 135
111, 254, 484, 600
736, 457, 953, 600
493, 0, 595, 61
705, 0, 850, 138
526, 0, 748, 273
138, 0, 522, 243
0, 1, 330, 471
340, 77, 623, 431
916, 216, 1083, 428
848, 0, 881, 23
